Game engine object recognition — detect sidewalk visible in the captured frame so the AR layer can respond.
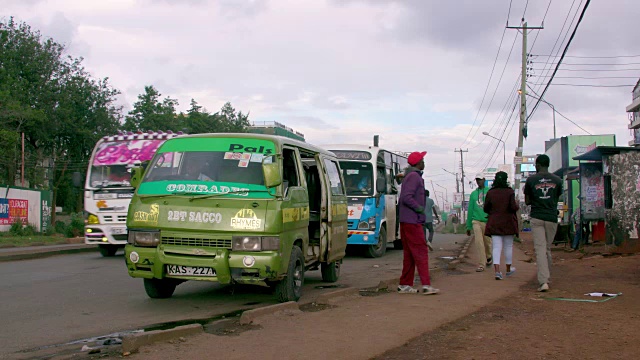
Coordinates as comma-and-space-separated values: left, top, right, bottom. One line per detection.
0, 243, 97, 262
129, 238, 538, 360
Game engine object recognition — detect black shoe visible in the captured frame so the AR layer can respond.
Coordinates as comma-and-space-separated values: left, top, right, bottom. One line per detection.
486, 257, 493, 266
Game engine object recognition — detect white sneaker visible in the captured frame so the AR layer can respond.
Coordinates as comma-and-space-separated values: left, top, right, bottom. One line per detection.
427, 242, 434, 251
422, 285, 440, 295
397, 285, 419, 294
538, 283, 549, 292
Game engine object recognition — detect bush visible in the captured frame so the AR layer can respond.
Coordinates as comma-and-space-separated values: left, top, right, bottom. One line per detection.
8, 219, 38, 236
9, 219, 25, 236
64, 212, 85, 238
54, 221, 67, 234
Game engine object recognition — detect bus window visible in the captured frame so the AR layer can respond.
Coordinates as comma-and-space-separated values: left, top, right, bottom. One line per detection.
340, 161, 373, 196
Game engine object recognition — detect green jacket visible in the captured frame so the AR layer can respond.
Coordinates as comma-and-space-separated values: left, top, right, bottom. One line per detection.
466, 187, 489, 230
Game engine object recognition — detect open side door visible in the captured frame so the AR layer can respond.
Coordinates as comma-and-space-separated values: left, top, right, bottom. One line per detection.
317, 154, 348, 263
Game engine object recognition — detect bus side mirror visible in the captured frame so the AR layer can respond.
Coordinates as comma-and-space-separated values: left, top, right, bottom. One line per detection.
263, 157, 282, 188
130, 167, 144, 189
72, 172, 83, 188
376, 177, 386, 194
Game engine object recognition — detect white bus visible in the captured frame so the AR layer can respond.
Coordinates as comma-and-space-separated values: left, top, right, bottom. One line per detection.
325, 142, 408, 257
77, 131, 180, 256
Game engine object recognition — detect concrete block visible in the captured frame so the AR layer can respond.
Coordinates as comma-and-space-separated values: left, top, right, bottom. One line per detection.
315, 287, 360, 305
121, 324, 203, 354
239, 301, 300, 325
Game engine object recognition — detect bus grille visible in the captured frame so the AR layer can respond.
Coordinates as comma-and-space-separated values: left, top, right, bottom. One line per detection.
161, 237, 232, 248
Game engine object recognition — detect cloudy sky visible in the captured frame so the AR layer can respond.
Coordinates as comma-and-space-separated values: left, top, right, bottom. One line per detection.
3, 0, 638, 205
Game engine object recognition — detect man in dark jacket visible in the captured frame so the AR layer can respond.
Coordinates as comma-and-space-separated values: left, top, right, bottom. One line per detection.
397, 151, 440, 295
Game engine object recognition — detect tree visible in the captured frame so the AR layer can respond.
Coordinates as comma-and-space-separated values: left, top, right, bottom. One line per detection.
0, 18, 122, 220
124, 86, 182, 132
218, 102, 250, 132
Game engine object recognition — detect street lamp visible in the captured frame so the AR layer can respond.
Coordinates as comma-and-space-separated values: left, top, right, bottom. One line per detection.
482, 131, 506, 165
518, 90, 557, 139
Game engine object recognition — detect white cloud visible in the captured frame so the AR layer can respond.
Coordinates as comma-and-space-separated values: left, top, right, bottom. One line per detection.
3, 0, 637, 200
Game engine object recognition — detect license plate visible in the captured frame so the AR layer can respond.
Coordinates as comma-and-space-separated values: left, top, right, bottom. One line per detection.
166, 265, 216, 277
112, 228, 127, 235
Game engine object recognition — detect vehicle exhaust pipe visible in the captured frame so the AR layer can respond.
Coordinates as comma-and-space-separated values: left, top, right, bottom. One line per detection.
373, 135, 379, 147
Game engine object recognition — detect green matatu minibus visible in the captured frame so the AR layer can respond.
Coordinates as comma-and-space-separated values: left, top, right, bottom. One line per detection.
124, 133, 348, 302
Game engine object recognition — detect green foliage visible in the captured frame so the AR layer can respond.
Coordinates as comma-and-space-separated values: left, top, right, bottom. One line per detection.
9, 219, 25, 236
64, 212, 85, 238
124, 85, 181, 132
54, 220, 67, 234
8, 219, 37, 236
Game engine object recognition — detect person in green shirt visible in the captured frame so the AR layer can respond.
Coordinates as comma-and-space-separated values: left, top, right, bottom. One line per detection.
466, 173, 492, 272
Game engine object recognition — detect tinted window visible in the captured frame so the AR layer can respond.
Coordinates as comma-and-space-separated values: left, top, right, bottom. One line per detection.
339, 161, 373, 196
323, 159, 345, 195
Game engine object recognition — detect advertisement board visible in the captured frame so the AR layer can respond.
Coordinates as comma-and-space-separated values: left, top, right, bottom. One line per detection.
567, 135, 616, 167
580, 162, 605, 220
0, 199, 29, 225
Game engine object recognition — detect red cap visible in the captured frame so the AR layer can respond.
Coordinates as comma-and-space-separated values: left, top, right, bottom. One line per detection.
407, 151, 427, 166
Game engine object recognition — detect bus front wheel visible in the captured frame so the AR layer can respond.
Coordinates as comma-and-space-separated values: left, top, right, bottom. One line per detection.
365, 227, 387, 258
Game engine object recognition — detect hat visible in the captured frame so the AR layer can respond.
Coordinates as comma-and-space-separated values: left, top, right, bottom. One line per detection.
407, 151, 427, 166
474, 173, 485, 180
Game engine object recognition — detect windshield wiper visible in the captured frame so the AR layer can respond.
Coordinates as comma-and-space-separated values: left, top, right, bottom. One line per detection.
137, 193, 181, 200
188, 190, 273, 201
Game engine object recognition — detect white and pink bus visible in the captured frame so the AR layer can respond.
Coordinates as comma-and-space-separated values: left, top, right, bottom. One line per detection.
80, 131, 181, 256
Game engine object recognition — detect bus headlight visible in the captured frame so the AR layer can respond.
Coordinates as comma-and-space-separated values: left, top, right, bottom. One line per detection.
368, 216, 376, 230
232, 236, 280, 251
86, 213, 99, 225
358, 221, 369, 230
128, 231, 160, 247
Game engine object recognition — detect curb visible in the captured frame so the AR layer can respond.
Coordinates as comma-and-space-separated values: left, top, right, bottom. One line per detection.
315, 287, 360, 305
448, 236, 472, 270
121, 324, 203, 354
239, 301, 301, 325
0, 245, 98, 262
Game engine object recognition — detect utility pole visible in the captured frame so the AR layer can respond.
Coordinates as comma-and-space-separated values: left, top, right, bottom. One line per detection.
442, 168, 460, 193
454, 149, 468, 222
507, 20, 543, 202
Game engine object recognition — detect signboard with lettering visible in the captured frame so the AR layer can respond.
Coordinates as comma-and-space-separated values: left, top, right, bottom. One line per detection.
329, 150, 372, 161
0, 199, 29, 225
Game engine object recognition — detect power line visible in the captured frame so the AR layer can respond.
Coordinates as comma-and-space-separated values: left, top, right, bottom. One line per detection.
533, 54, 640, 58
459, 0, 513, 148
556, 62, 640, 66
531, 68, 640, 71
527, 0, 592, 123
530, 0, 579, 95
533, 76, 639, 79
526, 85, 592, 135
530, 83, 636, 87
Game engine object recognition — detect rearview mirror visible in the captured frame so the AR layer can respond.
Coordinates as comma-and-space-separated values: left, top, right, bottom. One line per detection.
72, 172, 83, 188
376, 177, 386, 194
262, 156, 282, 188
130, 167, 144, 189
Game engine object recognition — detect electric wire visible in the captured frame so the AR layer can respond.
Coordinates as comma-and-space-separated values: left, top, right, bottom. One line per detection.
528, 0, 592, 122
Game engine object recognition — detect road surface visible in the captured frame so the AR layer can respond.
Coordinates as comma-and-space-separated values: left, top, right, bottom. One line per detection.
0, 233, 463, 357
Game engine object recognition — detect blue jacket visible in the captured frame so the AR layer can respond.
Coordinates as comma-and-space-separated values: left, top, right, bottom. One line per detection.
399, 167, 425, 224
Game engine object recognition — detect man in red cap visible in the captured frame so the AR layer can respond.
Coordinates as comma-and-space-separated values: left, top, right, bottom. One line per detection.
397, 151, 440, 295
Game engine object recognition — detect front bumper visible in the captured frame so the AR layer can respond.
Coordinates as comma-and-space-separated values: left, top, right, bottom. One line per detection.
124, 245, 281, 287
347, 230, 377, 245
85, 225, 128, 245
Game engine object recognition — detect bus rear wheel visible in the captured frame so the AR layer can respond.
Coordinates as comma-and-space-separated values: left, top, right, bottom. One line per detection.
365, 227, 387, 258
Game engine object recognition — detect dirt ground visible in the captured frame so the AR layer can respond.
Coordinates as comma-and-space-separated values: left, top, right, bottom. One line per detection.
376, 236, 640, 360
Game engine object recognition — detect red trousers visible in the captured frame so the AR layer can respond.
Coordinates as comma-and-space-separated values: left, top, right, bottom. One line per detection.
400, 222, 431, 286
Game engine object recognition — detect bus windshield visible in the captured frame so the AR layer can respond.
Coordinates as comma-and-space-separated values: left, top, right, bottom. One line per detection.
144, 151, 266, 186
340, 161, 373, 196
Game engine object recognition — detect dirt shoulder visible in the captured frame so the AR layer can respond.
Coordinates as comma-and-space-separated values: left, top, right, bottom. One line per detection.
376, 239, 640, 360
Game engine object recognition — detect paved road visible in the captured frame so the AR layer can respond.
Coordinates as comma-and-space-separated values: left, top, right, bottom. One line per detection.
0, 233, 464, 357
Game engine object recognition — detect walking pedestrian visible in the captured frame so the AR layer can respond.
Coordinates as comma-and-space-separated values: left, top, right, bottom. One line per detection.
423, 190, 440, 251
397, 151, 439, 295
524, 154, 563, 292
483, 171, 519, 280
466, 173, 492, 272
